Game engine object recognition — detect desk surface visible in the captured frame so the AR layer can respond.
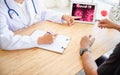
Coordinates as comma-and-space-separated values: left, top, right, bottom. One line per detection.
0, 21, 120, 75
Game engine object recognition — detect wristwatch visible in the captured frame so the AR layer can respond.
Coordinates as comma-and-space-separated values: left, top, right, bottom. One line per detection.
80, 48, 89, 56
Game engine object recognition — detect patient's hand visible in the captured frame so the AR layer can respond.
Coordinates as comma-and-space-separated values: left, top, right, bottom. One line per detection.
98, 19, 117, 29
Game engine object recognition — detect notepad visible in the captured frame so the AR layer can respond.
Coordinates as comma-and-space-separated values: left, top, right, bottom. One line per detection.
31, 30, 71, 53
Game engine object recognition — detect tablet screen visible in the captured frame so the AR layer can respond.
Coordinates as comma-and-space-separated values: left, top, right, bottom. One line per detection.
71, 2, 96, 23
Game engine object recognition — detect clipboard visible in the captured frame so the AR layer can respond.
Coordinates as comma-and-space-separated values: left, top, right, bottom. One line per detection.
31, 30, 71, 53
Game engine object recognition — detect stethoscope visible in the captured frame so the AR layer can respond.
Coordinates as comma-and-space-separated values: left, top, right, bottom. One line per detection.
4, 0, 37, 19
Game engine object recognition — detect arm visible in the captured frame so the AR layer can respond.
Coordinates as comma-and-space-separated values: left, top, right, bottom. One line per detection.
43, 9, 64, 23
114, 23, 120, 31
80, 35, 98, 75
41, 9, 79, 26
0, 12, 55, 50
35, 0, 75, 26
98, 19, 120, 31
81, 52, 98, 75
41, 9, 75, 26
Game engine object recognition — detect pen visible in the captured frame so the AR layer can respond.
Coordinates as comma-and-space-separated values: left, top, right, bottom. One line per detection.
47, 32, 51, 34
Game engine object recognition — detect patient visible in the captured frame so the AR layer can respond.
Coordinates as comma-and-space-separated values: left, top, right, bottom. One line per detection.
79, 19, 120, 75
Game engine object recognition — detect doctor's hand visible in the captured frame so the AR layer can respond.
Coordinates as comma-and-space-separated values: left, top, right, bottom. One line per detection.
37, 33, 56, 45
62, 15, 81, 26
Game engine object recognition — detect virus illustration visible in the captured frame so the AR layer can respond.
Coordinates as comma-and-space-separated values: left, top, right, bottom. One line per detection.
73, 9, 83, 21
84, 10, 94, 22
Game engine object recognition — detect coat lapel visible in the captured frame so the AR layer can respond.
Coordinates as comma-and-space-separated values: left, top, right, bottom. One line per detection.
25, 0, 36, 25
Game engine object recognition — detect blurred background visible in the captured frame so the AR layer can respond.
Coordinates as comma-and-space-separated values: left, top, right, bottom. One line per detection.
42, 0, 119, 20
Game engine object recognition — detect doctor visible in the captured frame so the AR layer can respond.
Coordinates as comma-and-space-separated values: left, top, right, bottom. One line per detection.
0, 0, 76, 50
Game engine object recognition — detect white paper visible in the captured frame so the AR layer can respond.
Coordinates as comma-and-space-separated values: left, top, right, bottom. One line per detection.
31, 30, 71, 53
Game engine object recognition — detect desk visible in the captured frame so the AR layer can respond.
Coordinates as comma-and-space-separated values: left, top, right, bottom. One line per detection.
0, 21, 120, 75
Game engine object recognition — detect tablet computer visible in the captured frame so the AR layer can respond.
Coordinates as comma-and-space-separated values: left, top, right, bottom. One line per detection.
71, 2, 97, 24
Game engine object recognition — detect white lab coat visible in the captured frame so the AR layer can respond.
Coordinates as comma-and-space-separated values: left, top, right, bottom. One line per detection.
0, 0, 64, 50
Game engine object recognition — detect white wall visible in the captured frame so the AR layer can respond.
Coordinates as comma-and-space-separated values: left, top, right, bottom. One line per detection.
42, 0, 70, 8
71, 0, 93, 3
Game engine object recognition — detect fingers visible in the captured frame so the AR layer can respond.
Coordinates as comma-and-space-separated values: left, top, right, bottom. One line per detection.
98, 19, 108, 25
67, 19, 72, 26
80, 35, 95, 49
67, 18, 74, 26
91, 38, 95, 43
63, 15, 76, 26
88, 35, 95, 47
52, 34, 57, 39
89, 35, 95, 41
98, 23, 106, 29
88, 35, 95, 42
98, 19, 109, 25
98, 19, 107, 28
82, 35, 93, 41
68, 16, 81, 26
89, 35, 92, 39
90, 38, 95, 46
70, 18, 74, 25
53, 34, 57, 37
72, 16, 81, 19
44, 32, 57, 39
98, 24, 103, 28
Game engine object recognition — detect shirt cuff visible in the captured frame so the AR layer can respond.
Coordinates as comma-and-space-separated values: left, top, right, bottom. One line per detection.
30, 35, 38, 47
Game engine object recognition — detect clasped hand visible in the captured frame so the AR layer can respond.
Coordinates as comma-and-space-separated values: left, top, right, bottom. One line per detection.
38, 32, 56, 44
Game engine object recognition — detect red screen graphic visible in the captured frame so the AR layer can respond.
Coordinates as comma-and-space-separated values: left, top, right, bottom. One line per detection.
72, 3, 95, 22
